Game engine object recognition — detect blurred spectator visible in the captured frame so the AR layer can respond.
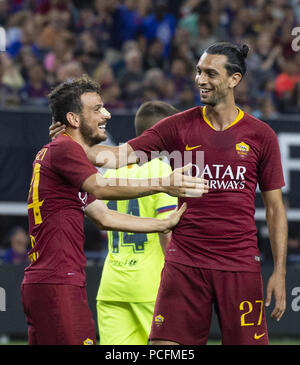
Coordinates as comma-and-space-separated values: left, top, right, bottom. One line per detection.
286, 82, 300, 114
1, 52, 24, 91
143, 68, 165, 96
5, 10, 30, 50
43, 31, 76, 85
0, 54, 20, 106
247, 31, 283, 97
143, 38, 168, 72
75, 31, 102, 75
235, 78, 253, 113
274, 58, 300, 112
193, 19, 219, 58
160, 78, 176, 104
2, 226, 29, 265
118, 48, 144, 108
0, 0, 9, 26
101, 81, 125, 111
37, 7, 72, 50
93, 61, 116, 87
175, 85, 196, 111
254, 96, 279, 120
20, 62, 50, 106
6, 16, 43, 60
168, 58, 194, 102
56, 60, 84, 83
92, 0, 117, 55
93, 61, 125, 110
142, 0, 177, 58
112, 0, 143, 48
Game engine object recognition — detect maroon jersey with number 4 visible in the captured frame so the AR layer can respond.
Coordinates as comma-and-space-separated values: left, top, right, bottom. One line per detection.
128, 106, 285, 272
23, 134, 98, 286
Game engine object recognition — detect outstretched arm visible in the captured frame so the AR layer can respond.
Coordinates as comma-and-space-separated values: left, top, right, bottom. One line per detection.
261, 189, 287, 322
87, 143, 138, 169
81, 165, 209, 200
85, 199, 187, 234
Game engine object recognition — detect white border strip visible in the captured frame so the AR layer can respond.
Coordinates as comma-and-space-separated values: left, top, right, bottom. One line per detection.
1, 203, 300, 221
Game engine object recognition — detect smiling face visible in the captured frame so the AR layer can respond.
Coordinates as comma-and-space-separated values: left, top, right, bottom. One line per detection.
79, 92, 111, 146
195, 53, 241, 107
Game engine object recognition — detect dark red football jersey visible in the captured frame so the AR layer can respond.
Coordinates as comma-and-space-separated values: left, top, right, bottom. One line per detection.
23, 134, 98, 286
128, 106, 285, 272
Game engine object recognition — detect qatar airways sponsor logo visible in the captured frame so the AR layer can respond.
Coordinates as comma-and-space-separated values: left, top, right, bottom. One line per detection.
94, 149, 246, 189
188, 163, 246, 190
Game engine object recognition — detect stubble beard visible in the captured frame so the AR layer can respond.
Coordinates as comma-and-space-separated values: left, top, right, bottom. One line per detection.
79, 115, 107, 147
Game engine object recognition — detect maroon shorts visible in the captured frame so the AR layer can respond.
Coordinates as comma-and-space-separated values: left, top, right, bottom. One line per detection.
149, 261, 269, 345
21, 283, 97, 345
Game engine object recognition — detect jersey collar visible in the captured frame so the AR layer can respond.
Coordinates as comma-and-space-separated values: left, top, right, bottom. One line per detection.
202, 105, 244, 131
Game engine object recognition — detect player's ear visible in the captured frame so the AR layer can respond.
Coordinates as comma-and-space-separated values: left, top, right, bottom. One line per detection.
229, 72, 242, 89
66, 112, 80, 128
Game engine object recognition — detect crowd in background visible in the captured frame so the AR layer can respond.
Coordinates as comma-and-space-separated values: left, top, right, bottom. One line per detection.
0, 0, 299, 116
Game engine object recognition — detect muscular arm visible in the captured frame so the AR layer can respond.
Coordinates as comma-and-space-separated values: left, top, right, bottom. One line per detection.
86, 143, 138, 169
261, 189, 287, 321
85, 200, 186, 234
81, 167, 209, 200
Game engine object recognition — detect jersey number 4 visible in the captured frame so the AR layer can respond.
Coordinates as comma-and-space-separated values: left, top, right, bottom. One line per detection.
27, 163, 44, 225
107, 199, 147, 254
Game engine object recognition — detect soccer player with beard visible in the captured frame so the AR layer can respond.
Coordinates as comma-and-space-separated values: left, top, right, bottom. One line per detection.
85, 42, 288, 345
21, 76, 208, 345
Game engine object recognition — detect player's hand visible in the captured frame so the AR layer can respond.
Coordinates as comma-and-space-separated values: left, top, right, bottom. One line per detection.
265, 271, 286, 321
162, 164, 209, 198
49, 120, 65, 140
162, 203, 187, 233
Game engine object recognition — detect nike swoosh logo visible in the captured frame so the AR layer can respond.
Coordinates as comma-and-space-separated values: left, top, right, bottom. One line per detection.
185, 144, 202, 151
254, 332, 265, 340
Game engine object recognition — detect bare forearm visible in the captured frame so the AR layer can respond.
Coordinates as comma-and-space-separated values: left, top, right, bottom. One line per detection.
94, 183, 163, 200
93, 176, 166, 200
86, 143, 138, 168
266, 205, 288, 274
101, 210, 169, 233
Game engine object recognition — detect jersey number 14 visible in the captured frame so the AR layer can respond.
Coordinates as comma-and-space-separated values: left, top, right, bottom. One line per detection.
107, 199, 148, 254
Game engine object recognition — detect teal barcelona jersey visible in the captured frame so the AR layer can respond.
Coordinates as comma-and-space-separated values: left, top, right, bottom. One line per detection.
96, 158, 177, 302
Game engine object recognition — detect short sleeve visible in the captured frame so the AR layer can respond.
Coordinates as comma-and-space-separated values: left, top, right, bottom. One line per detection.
258, 129, 285, 192
128, 115, 178, 160
51, 138, 98, 190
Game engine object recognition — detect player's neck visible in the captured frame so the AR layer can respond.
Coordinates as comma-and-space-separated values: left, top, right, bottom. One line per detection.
204, 99, 239, 131
63, 129, 90, 153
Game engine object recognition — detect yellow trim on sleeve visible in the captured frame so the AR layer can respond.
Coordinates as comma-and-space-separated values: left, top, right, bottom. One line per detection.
202, 106, 244, 131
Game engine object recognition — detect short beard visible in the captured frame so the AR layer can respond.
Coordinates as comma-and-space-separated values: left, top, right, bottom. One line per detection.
79, 115, 106, 147
201, 85, 229, 107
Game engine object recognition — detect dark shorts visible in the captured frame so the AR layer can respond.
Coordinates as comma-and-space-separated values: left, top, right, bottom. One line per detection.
149, 261, 269, 345
21, 283, 97, 345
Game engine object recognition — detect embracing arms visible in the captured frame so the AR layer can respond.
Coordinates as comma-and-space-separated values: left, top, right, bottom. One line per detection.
85, 199, 186, 234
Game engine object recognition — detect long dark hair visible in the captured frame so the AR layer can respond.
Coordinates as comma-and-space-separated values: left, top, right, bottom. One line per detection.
205, 42, 249, 78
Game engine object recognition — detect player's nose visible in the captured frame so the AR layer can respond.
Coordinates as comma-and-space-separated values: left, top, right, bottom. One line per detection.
101, 107, 111, 120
